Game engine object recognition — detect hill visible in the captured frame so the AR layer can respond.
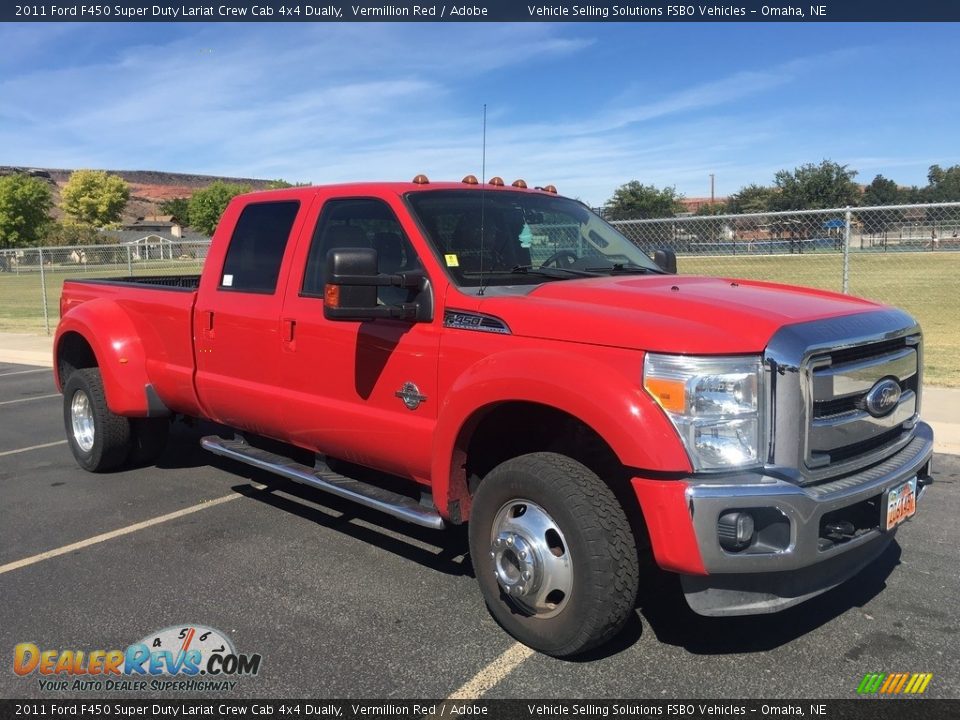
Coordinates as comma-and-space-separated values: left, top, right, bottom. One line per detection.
0, 166, 277, 224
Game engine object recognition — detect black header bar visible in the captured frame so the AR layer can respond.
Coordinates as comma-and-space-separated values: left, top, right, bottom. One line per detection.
4, 0, 960, 22
0, 699, 956, 720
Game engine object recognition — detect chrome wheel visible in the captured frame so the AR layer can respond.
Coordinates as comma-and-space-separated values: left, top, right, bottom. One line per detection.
71, 390, 95, 453
489, 499, 573, 618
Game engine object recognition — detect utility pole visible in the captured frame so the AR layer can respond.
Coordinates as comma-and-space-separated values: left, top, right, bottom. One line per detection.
709, 174, 715, 205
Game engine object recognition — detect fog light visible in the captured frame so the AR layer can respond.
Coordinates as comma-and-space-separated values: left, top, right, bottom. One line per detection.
718, 511, 755, 551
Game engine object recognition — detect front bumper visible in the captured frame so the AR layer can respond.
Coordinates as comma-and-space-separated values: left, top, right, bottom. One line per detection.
676, 422, 934, 615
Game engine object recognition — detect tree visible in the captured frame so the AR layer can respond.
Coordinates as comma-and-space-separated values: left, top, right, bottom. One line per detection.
266, 179, 310, 189
43, 220, 104, 247
158, 197, 190, 223
899, 185, 923, 204
922, 164, 960, 203
604, 181, 684, 219
0, 173, 53, 248
694, 202, 727, 216
60, 170, 129, 227
862, 175, 901, 206
187, 181, 251, 236
724, 184, 776, 215
770, 160, 861, 211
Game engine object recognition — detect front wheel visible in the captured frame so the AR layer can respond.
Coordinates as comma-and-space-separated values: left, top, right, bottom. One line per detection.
63, 368, 132, 472
468, 452, 639, 657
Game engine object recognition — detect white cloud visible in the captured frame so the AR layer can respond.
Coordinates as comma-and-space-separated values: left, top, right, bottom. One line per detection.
1, 25, 953, 205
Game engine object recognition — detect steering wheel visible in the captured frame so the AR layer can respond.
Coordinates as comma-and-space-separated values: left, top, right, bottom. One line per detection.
540, 249, 578, 269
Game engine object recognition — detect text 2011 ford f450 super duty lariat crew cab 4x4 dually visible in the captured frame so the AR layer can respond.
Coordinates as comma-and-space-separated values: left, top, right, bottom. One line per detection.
55, 177, 933, 657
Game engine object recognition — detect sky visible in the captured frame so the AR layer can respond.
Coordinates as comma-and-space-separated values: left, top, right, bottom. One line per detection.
2, 22, 959, 206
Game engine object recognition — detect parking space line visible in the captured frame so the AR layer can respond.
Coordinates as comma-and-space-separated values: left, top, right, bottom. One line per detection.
0, 393, 60, 406
0, 440, 68, 458
445, 642, 534, 700
0, 490, 264, 576
0, 368, 51, 378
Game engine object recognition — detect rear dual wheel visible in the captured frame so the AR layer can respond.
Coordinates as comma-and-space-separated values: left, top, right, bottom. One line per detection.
63, 368, 168, 472
469, 452, 640, 657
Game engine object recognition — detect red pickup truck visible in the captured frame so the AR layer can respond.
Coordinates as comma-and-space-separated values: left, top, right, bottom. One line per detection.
55, 178, 933, 657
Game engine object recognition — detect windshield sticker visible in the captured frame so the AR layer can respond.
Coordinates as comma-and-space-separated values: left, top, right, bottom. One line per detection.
222, 274, 234, 287
444, 254, 460, 267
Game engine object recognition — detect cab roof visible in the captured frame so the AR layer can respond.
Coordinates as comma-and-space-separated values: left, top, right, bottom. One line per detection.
238, 180, 562, 204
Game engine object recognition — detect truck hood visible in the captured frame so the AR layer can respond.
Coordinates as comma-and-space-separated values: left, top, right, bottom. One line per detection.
473, 275, 881, 354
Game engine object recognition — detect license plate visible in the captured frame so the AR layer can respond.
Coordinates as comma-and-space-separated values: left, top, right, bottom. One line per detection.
885, 477, 917, 531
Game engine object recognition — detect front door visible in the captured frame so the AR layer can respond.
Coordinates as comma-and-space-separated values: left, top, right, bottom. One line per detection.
277, 195, 441, 482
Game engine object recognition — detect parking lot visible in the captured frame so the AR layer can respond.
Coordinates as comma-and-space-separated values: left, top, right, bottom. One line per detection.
1, 360, 957, 700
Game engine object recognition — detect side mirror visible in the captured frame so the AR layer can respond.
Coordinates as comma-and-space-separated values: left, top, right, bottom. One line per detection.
653, 248, 677, 274
323, 247, 431, 322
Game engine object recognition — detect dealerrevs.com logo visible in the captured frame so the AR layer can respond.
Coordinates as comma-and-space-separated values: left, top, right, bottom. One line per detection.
13, 624, 262, 693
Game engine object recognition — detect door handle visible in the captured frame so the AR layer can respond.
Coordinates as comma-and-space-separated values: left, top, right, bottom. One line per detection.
202, 310, 215, 339
282, 318, 296, 344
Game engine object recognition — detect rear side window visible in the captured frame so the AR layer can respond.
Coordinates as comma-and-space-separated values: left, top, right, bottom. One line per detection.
219, 201, 300, 293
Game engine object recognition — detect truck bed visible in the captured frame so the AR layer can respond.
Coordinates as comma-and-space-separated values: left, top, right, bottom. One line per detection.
59, 276, 202, 416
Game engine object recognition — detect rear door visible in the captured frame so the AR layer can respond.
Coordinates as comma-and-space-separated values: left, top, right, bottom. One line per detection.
194, 195, 309, 437
276, 194, 441, 482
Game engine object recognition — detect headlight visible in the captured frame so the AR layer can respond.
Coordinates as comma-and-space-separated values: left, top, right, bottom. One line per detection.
643, 354, 764, 471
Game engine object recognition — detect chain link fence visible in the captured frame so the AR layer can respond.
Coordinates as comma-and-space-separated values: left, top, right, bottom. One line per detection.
0, 240, 210, 335
1, 203, 957, 384
611, 202, 960, 385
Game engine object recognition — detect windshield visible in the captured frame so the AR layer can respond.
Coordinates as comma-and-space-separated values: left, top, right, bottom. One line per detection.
406, 190, 661, 287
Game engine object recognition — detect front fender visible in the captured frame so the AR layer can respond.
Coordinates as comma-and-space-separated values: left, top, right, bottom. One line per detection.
55, 299, 164, 417
431, 347, 691, 519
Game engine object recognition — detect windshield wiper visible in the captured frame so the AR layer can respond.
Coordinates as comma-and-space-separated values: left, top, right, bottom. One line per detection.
462, 266, 597, 280
509, 265, 600, 279
582, 262, 665, 275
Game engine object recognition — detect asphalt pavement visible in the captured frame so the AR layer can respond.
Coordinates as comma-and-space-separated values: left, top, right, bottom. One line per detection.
0, 361, 957, 700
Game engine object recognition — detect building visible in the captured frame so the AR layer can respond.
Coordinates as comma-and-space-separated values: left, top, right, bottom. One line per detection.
98, 216, 210, 261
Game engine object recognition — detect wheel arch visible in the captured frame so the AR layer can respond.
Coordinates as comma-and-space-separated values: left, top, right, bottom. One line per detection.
431, 348, 691, 525
55, 300, 167, 417
56, 330, 97, 388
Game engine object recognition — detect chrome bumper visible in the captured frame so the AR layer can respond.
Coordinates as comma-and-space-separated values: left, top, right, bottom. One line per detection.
680, 422, 933, 615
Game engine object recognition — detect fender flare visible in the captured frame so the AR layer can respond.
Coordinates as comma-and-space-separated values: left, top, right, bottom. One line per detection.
431, 347, 690, 520
54, 299, 167, 417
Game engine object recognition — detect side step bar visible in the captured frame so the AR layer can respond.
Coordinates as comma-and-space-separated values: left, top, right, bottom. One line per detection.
200, 436, 445, 530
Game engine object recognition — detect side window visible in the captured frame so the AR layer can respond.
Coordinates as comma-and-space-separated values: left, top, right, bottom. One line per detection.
302, 198, 422, 305
219, 201, 300, 293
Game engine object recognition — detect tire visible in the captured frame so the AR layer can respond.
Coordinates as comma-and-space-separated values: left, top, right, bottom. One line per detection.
468, 452, 640, 657
128, 417, 170, 467
63, 368, 132, 472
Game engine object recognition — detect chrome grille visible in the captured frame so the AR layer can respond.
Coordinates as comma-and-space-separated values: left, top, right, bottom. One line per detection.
806, 339, 919, 470
764, 309, 923, 486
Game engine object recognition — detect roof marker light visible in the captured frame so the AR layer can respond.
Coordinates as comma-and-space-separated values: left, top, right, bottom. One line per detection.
542, 184, 558, 194
462, 175, 479, 185
511, 179, 527, 188
412, 174, 430, 184
488, 176, 504, 187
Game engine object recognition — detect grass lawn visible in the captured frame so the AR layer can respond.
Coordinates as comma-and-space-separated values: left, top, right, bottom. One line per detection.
1, 251, 956, 387
0, 259, 203, 335
680, 251, 959, 387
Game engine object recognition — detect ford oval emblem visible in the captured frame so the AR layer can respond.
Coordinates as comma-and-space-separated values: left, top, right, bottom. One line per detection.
864, 378, 901, 418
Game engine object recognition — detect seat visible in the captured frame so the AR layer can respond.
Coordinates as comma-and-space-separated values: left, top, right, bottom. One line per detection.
323, 224, 368, 251
305, 224, 370, 294
450, 213, 492, 272
373, 231, 404, 274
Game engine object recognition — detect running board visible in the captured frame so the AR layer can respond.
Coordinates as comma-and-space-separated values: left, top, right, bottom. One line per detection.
200, 436, 445, 530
